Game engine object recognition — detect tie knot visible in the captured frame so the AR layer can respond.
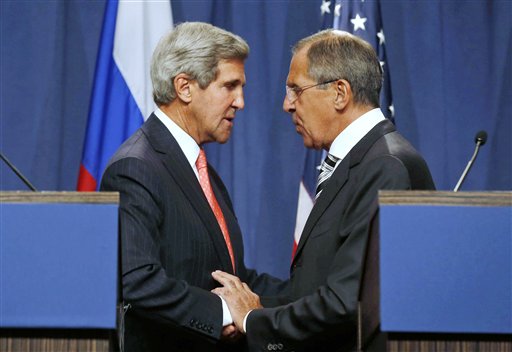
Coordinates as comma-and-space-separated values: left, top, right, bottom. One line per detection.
315, 153, 339, 200
321, 153, 339, 171
196, 149, 207, 170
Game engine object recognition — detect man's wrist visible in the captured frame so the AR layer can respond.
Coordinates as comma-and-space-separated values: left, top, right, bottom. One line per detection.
242, 309, 253, 333
220, 296, 233, 326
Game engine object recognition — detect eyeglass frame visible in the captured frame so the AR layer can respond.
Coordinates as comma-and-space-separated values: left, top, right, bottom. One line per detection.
285, 79, 339, 103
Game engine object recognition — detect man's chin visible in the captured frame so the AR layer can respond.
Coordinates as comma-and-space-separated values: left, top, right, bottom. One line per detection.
302, 138, 314, 149
302, 139, 322, 151
214, 133, 231, 144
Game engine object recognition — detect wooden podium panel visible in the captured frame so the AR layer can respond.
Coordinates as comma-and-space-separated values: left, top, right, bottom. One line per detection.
0, 329, 114, 352
0, 192, 119, 352
358, 191, 512, 352
364, 332, 511, 352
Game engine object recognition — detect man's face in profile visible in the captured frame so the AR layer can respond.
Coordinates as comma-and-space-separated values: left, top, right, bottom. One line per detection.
188, 59, 246, 145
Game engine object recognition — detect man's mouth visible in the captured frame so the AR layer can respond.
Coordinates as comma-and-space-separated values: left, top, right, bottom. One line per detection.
292, 116, 301, 128
223, 117, 234, 126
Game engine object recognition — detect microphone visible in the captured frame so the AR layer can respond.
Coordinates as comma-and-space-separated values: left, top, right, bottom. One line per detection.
0, 152, 38, 191
453, 131, 487, 192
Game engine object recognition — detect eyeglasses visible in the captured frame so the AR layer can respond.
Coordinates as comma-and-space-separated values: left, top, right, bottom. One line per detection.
285, 79, 338, 103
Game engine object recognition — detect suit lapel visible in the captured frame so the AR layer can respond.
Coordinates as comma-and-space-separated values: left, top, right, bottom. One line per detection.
142, 114, 234, 273
292, 120, 396, 265
292, 158, 350, 263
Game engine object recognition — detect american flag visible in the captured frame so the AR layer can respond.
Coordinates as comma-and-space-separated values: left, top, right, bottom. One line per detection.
329, 0, 394, 120
292, 0, 393, 256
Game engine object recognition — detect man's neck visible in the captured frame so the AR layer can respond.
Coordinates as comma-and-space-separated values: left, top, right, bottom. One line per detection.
159, 102, 199, 144
327, 104, 375, 149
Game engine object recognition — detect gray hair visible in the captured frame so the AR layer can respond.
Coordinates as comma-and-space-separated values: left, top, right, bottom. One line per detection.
151, 22, 249, 105
293, 30, 382, 108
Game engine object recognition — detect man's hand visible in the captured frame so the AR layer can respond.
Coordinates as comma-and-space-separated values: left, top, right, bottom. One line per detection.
220, 324, 243, 342
212, 270, 263, 332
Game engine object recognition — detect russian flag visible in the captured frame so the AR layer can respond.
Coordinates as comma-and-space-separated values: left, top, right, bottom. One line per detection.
77, 1, 173, 191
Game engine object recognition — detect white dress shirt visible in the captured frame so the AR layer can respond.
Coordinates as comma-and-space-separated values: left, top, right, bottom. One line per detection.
154, 108, 201, 178
329, 108, 386, 166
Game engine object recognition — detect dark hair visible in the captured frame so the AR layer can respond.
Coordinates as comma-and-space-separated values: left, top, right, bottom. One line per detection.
293, 30, 382, 107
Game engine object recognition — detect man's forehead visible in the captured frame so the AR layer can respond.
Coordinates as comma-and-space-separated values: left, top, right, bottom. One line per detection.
217, 59, 246, 80
218, 58, 245, 71
287, 49, 310, 84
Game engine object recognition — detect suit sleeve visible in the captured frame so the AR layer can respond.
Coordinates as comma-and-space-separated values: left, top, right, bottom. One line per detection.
242, 267, 292, 307
244, 155, 414, 351
100, 157, 223, 340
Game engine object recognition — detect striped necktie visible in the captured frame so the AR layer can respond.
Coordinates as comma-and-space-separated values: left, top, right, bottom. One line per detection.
315, 153, 340, 200
196, 149, 236, 273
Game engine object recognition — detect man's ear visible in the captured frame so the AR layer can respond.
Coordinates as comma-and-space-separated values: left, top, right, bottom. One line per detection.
334, 79, 351, 110
174, 73, 192, 103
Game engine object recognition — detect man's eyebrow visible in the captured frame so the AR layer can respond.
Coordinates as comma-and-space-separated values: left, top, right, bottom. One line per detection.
225, 78, 245, 86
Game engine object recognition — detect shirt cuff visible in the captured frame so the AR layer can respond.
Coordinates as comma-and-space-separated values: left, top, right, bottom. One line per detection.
242, 309, 253, 334
220, 296, 233, 326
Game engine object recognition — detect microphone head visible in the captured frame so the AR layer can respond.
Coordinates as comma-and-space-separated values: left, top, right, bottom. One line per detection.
475, 130, 487, 146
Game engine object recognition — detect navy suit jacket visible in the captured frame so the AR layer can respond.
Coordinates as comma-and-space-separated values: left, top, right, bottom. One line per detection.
247, 120, 436, 352
101, 114, 283, 352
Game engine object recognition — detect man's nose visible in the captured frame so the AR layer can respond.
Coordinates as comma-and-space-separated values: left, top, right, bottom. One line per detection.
283, 96, 295, 113
233, 90, 245, 110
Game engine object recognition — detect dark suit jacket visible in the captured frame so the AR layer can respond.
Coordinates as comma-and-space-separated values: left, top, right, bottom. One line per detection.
247, 120, 435, 352
100, 114, 284, 352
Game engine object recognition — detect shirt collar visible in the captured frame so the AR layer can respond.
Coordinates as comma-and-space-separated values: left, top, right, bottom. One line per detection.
329, 108, 386, 161
154, 108, 200, 175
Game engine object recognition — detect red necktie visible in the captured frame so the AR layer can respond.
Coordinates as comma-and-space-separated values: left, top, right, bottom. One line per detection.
196, 149, 236, 273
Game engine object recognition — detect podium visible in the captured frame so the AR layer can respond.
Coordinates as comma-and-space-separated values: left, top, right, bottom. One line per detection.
359, 191, 512, 352
0, 192, 119, 352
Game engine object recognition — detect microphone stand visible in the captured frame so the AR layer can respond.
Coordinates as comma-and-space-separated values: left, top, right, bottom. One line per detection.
0, 152, 38, 191
453, 140, 484, 192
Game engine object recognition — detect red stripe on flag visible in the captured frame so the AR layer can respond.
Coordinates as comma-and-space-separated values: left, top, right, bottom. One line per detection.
291, 240, 298, 261
77, 164, 97, 191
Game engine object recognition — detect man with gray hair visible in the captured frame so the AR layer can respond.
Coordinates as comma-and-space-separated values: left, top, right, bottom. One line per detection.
101, 22, 283, 352
212, 30, 435, 351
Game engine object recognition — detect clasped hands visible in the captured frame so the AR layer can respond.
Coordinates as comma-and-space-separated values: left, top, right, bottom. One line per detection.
211, 270, 262, 339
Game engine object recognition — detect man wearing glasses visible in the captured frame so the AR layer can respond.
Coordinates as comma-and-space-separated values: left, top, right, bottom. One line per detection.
212, 30, 435, 351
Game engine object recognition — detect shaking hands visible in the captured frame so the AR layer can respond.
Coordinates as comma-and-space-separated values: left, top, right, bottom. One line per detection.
212, 270, 263, 333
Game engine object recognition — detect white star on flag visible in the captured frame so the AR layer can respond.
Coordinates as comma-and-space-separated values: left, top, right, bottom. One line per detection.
377, 29, 385, 45
334, 3, 341, 17
389, 104, 395, 117
350, 14, 367, 31
321, 0, 331, 15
